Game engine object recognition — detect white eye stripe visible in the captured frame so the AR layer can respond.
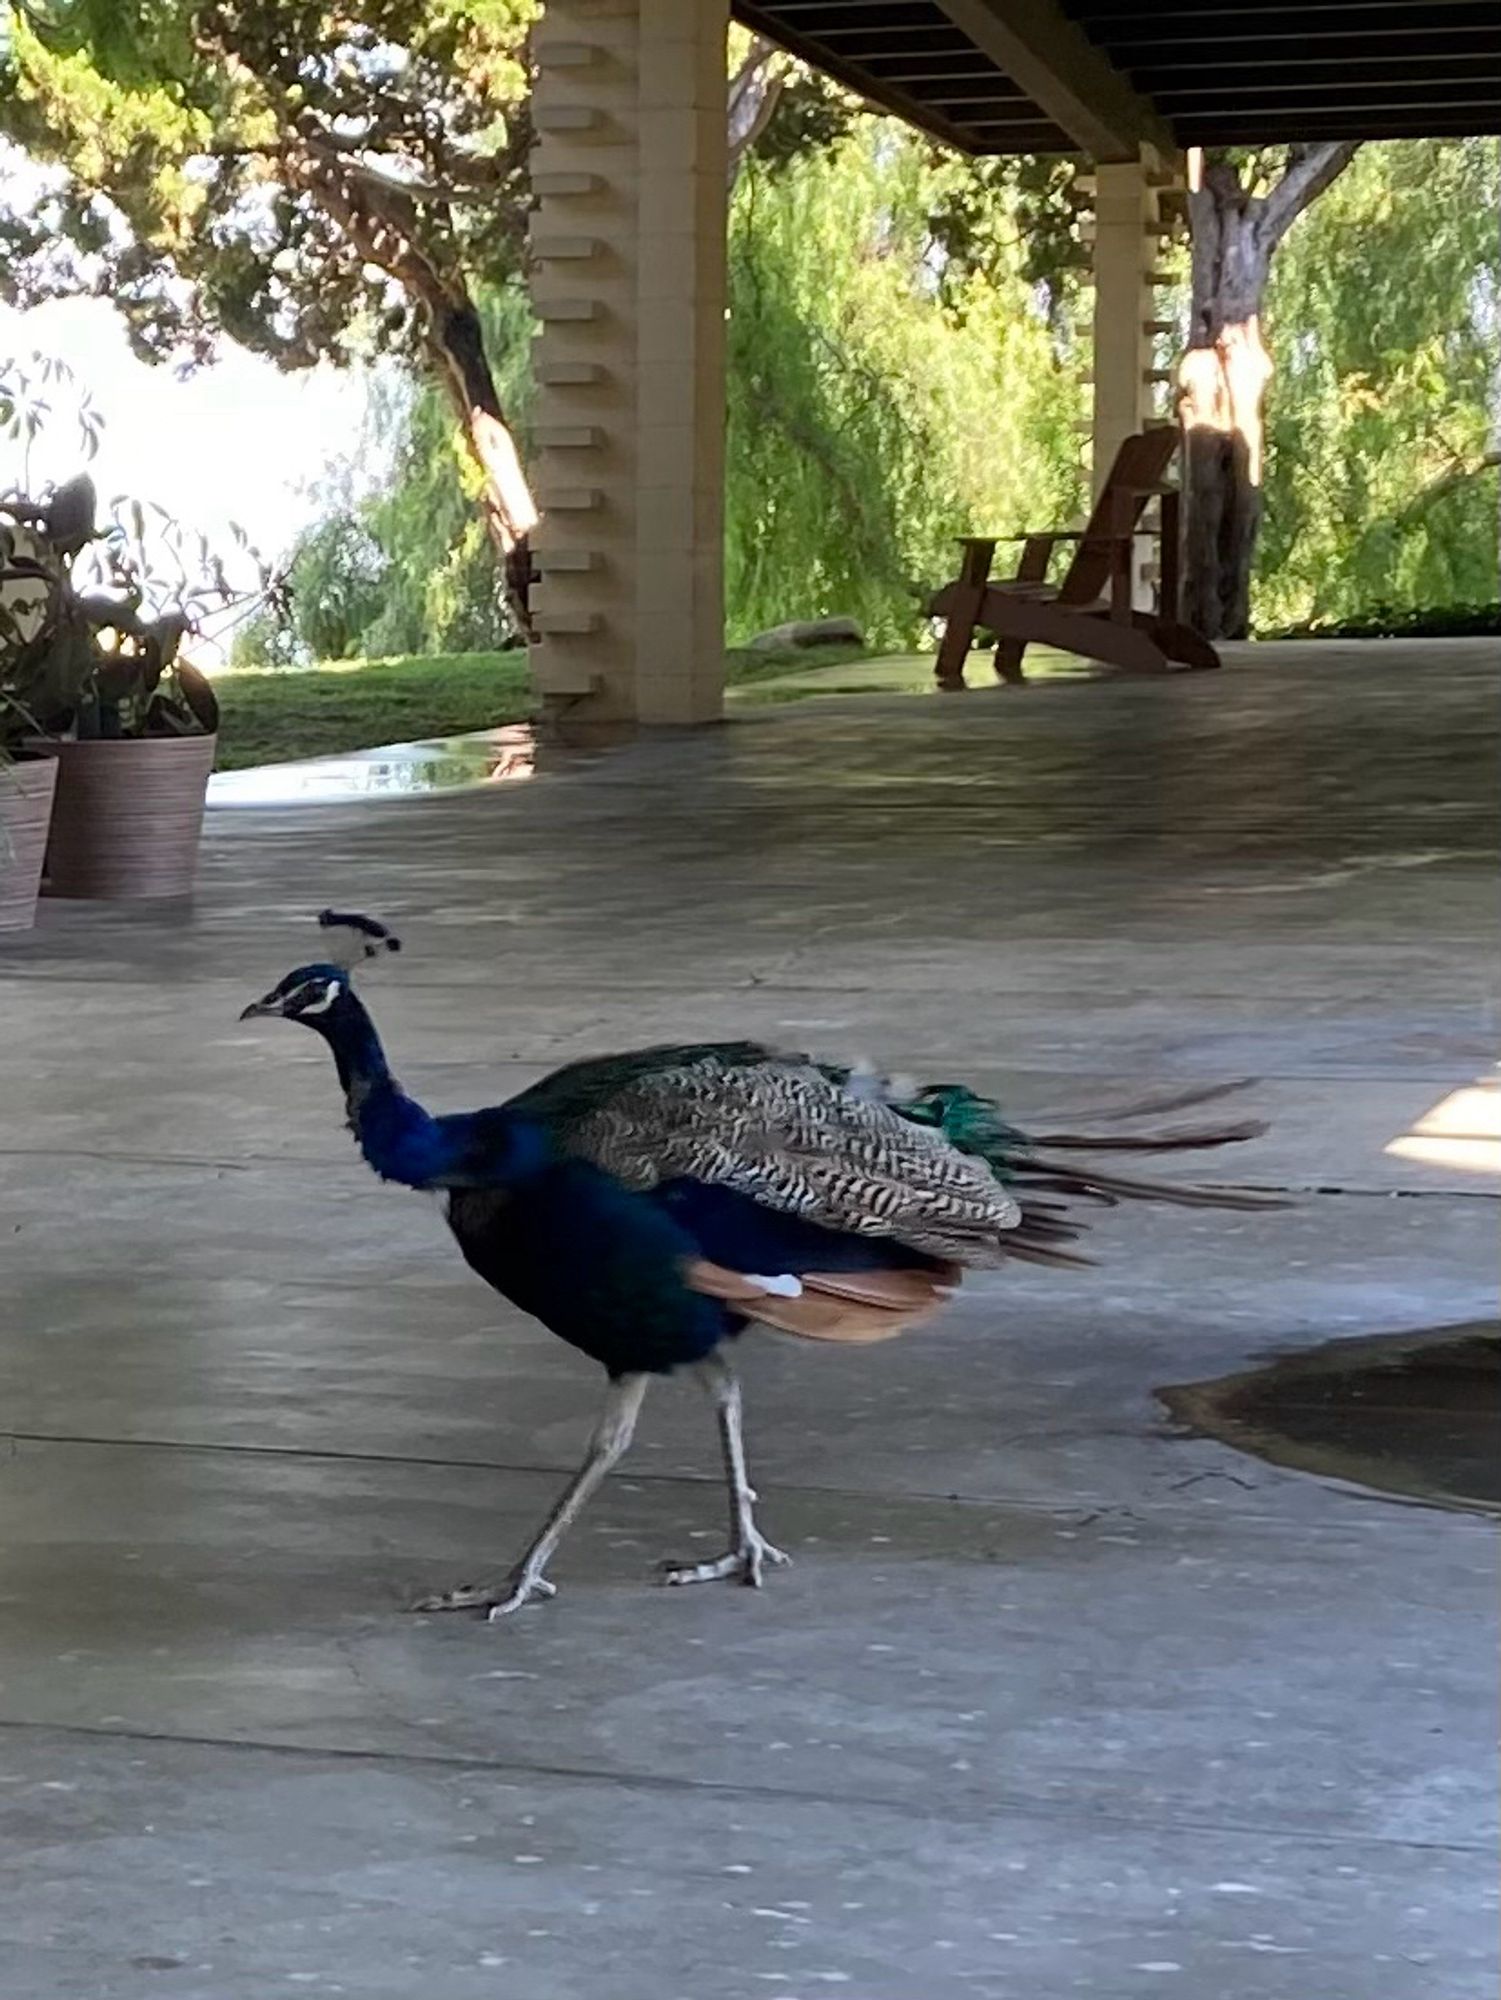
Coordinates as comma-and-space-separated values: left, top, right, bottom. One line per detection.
293, 980, 343, 1016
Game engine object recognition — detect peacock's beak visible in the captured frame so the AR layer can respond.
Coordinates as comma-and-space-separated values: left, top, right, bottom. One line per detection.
239, 992, 282, 1021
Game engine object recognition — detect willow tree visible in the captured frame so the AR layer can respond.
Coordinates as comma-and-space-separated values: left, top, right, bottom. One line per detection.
725, 128, 1084, 646
0, 0, 550, 624
1255, 137, 1501, 630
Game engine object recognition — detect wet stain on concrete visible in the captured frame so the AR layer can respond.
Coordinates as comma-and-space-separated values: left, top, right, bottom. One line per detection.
1160, 1321, 1501, 1515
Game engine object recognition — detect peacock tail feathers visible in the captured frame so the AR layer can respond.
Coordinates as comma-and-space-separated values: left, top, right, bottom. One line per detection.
505, 1039, 1279, 1274
832, 1074, 1033, 1180
820, 1063, 1284, 1263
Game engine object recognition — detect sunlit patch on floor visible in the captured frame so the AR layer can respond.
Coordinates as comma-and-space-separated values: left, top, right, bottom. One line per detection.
1159, 1322, 1501, 1515
1385, 1073, 1501, 1177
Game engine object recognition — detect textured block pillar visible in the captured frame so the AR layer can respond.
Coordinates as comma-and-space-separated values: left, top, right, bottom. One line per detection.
1090, 150, 1183, 607
1090, 158, 1158, 498
529, 0, 729, 726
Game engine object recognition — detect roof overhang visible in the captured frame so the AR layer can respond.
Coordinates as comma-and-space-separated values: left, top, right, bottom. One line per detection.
734, 0, 1501, 157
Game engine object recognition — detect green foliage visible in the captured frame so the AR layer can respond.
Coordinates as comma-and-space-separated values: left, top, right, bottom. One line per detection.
1256, 138, 1500, 629
725, 125, 1086, 647
240, 282, 533, 665
358, 286, 537, 653
1258, 603, 1500, 642
0, 0, 536, 368
922, 153, 1091, 324
282, 511, 388, 663
242, 125, 1496, 657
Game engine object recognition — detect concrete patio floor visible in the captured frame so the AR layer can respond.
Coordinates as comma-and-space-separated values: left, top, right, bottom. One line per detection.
0, 638, 1495, 1999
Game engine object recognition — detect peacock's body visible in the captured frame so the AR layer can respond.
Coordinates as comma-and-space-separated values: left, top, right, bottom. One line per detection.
243, 912, 1275, 1620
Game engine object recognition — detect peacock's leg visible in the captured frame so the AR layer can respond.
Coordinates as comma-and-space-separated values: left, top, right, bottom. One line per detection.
662, 1351, 791, 1588
413, 1373, 649, 1621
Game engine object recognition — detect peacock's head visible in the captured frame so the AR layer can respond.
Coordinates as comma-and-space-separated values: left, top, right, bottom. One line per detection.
240, 909, 401, 1027
239, 962, 352, 1026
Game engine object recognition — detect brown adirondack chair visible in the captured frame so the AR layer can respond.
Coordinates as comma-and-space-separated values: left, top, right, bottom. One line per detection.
929, 426, 1219, 690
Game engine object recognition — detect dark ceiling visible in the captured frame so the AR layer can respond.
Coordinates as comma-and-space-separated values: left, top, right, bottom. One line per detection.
734, 1, 1501, 157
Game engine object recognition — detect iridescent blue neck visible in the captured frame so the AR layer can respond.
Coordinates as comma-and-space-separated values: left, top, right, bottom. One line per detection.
303, 988, 437, 1184
304, 987, 542, 1191
311, 986, 393, 1100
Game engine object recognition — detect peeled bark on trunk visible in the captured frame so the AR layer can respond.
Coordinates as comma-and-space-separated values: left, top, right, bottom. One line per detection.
428, 300, 539, 634
299, 150, 539, 637
1179, 144, 1360, 641
1180, 161, 1275, 640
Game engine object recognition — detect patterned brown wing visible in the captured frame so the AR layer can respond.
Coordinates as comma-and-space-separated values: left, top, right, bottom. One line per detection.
566, 1050, 1021, 1263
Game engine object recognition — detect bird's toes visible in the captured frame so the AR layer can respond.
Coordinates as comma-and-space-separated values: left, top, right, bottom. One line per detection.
484, 1573, 557, 1620
659, 1553, 738, 1587
659, 1538, 791, 1589
410, 1583, 488, 1613
412, 1573, 556, 1617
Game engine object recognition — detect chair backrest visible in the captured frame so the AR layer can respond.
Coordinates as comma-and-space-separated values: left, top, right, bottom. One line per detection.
1060, 426, 1180, 604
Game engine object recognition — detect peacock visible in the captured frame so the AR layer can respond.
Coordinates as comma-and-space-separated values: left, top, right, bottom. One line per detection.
242, 910, 1277, 1622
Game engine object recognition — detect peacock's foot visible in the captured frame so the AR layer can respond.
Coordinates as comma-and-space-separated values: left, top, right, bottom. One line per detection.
411, 1571, 557, 1620
660, 1531, 791, 1590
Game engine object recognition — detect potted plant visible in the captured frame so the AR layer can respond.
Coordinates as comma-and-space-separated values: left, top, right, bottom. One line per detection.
1, 352, 282, 903
0, 472, 88, 927
26, 497, 228, 900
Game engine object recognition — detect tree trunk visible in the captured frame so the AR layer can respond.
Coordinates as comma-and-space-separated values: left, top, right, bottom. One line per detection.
727, 37, 784, 189
427, 300, 538, 638
298, 152, 539, 638
1180, 163, 1274, 640
1178, 145, 1360, 641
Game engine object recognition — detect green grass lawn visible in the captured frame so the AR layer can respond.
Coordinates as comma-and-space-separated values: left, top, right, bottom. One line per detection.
211, 641, 1106, 770
213, 652, 535, 772
213, 643, 878, 770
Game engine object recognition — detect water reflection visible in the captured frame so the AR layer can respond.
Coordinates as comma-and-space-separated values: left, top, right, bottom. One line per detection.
1160, 1322, 1501, 1515
210, 725, 544, 806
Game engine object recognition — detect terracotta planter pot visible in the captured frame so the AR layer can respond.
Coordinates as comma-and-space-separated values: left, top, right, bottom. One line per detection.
35, 733, 217, 900
0, 756, 59, 930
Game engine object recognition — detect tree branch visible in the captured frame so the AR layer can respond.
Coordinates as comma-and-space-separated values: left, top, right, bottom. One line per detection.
1391, 447, 1501, 528
727, 35, 785, 190
1256, 141, 1360, 257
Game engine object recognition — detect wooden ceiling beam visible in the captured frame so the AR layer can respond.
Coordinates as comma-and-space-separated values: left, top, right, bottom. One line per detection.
929, 0, 1175, 160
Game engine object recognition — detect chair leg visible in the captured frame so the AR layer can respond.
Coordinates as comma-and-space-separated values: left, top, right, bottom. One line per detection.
993, 638, 1027, 686
933, 540, 995, 691
1134, 614, 1221, 673
935, 591, 982, 691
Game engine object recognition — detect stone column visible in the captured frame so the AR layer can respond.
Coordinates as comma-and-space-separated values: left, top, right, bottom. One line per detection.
1090, 149, 1183, 604
529, 0, 729, 726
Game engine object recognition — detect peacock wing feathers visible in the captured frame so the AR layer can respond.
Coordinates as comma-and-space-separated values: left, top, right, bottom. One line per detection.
518, 1043, 1022, 1264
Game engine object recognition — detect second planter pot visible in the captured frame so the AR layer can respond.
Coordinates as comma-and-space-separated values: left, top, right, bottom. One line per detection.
0, 756, 60, 930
